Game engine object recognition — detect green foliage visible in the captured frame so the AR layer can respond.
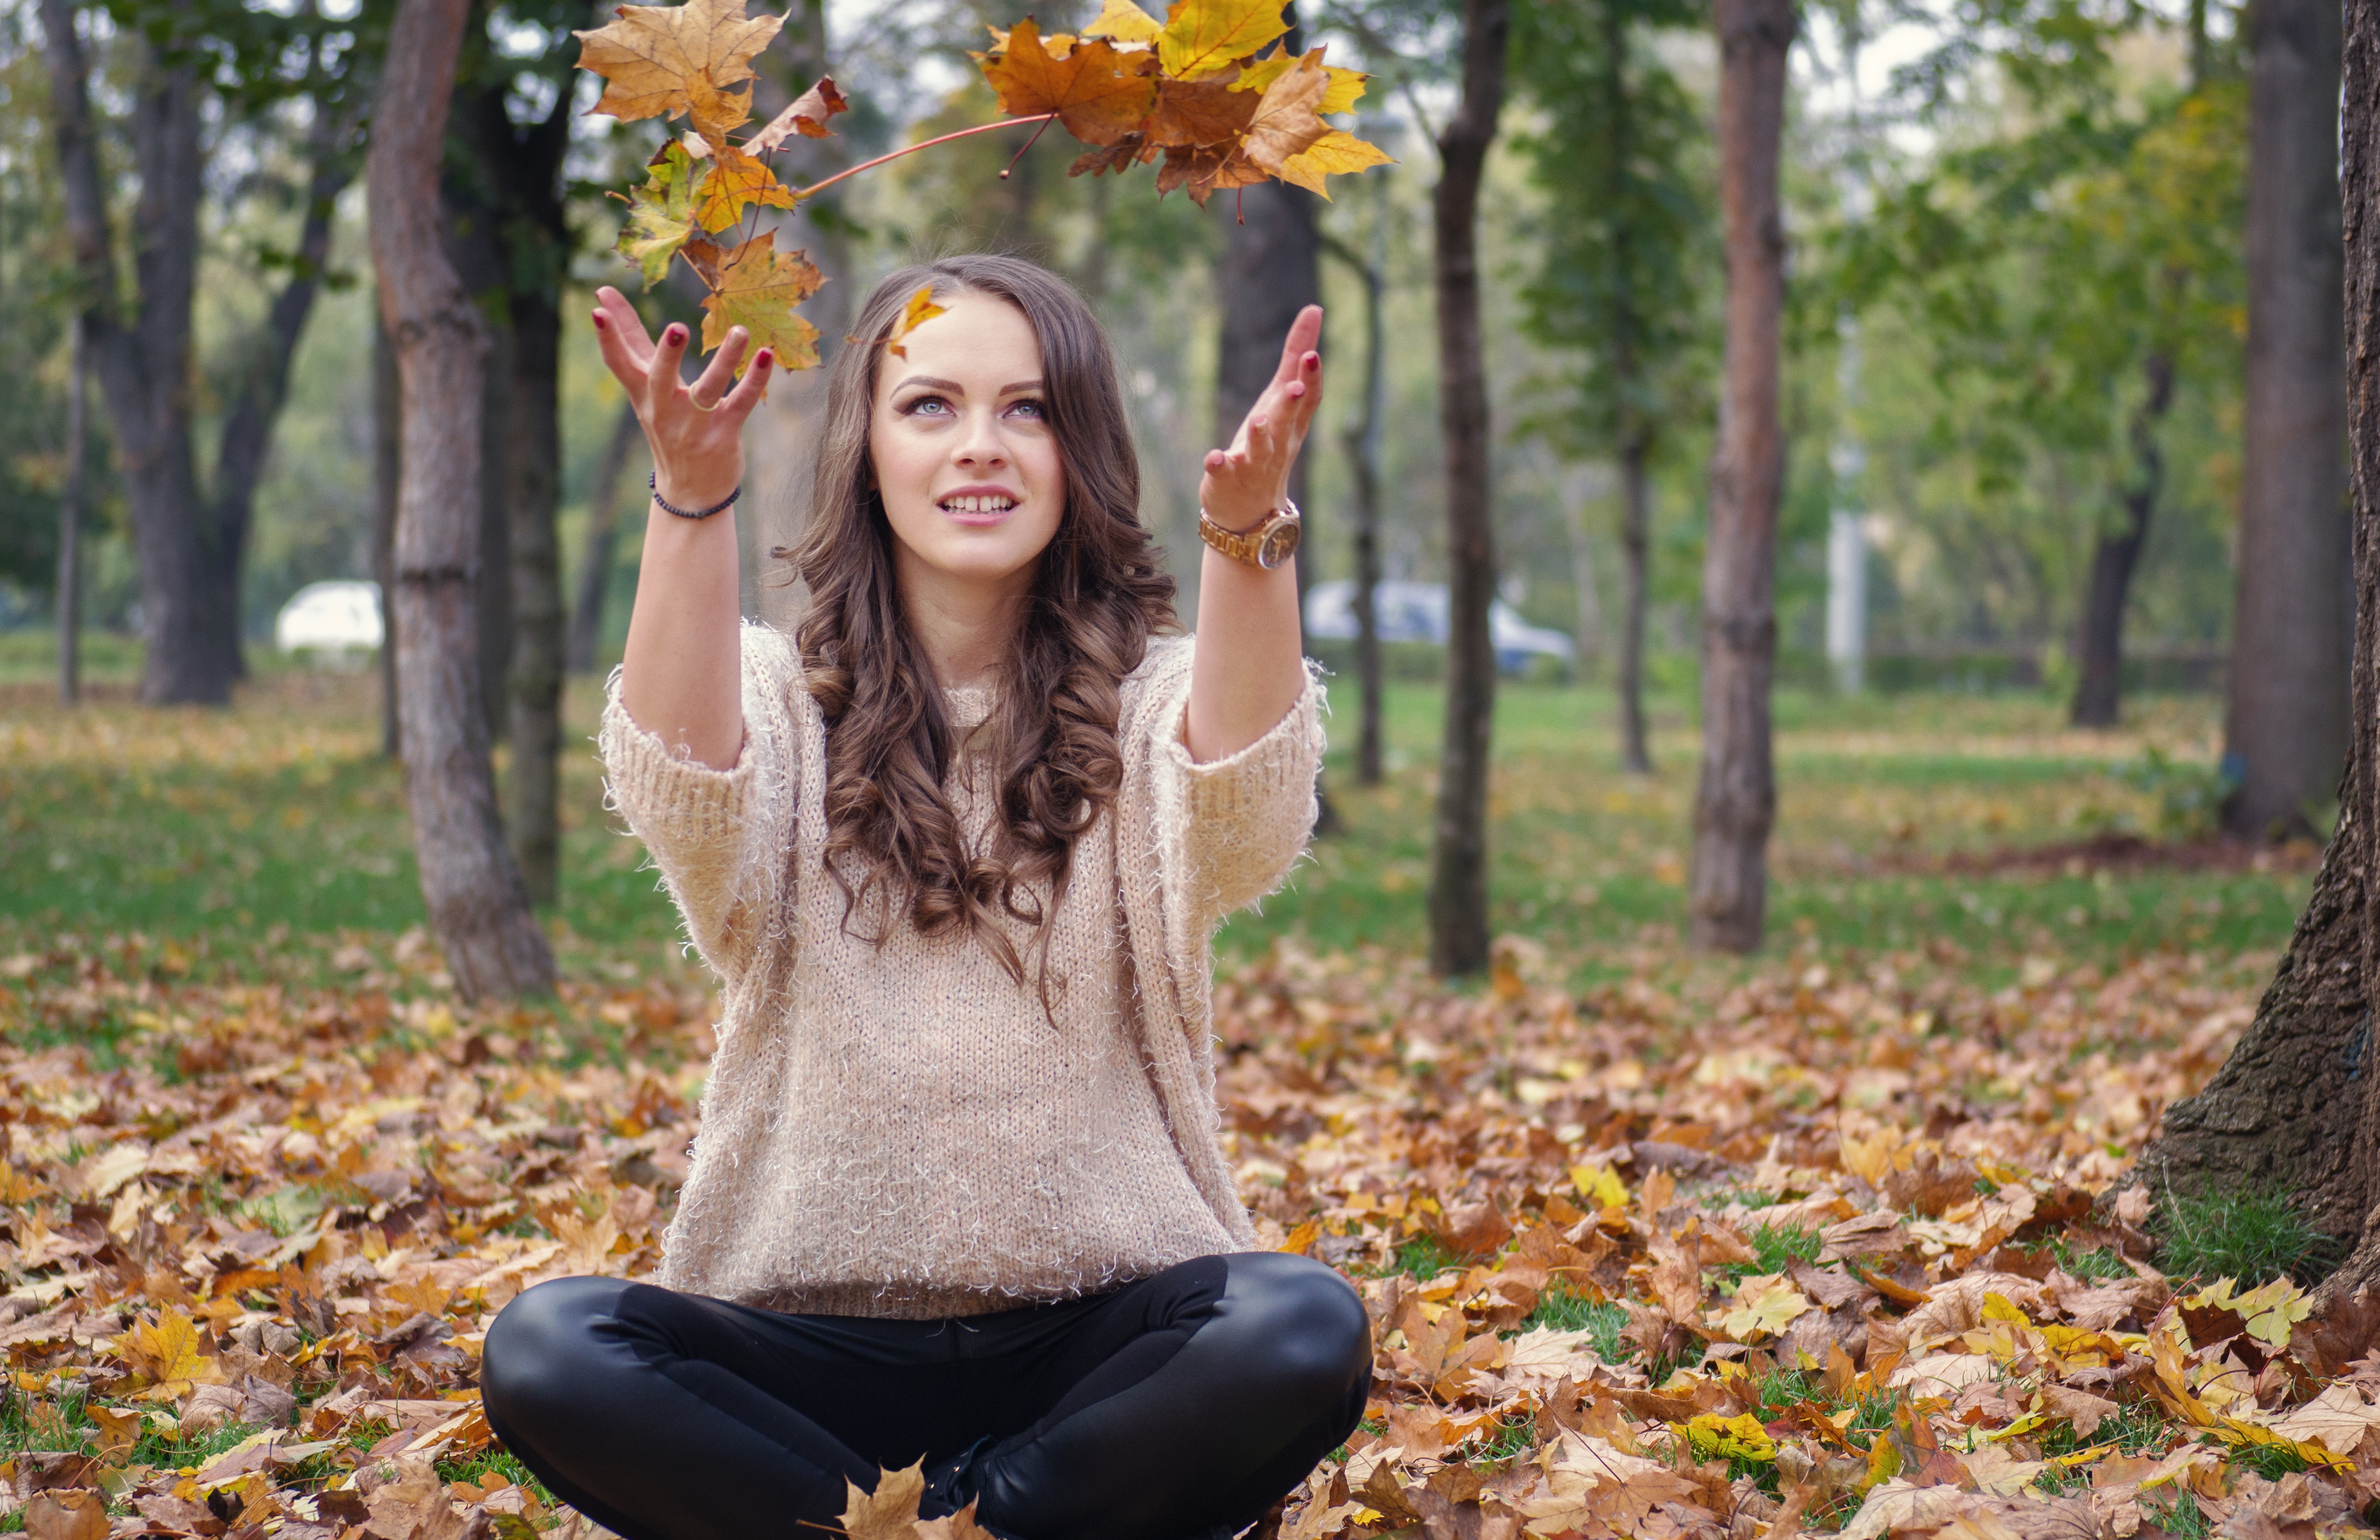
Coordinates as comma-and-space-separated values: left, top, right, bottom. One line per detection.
2045, 1240, 2133, 1281
1522, 1287, 1631, 1362
2155, 1188, 2339, 1287
2112, 748, 2240, 841
1751, 1222, 1824, 1275
1394, 1235, 1463, 1279
2141, 1491, 2212, 1540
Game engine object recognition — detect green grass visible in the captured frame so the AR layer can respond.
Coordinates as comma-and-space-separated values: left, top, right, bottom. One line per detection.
1520, 1286, 1630, 1361
1391, 1236, 1464, 1279
2045, 1240, 2135, 1281
2141, 1491, 2212, 1540
2155, 1188, 2341, 1287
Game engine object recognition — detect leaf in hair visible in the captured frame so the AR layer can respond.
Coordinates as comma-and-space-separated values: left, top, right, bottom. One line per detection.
885, 286, 947, 360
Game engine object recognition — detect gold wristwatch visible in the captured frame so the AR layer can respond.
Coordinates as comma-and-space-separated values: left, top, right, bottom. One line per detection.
1199, 499, 1303, 569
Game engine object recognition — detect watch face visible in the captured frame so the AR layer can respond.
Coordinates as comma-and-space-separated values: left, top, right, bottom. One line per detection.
1258, 516, 1302, 569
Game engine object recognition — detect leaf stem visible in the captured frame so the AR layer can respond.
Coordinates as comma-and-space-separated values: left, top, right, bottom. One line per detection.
787, 113, 1061, 201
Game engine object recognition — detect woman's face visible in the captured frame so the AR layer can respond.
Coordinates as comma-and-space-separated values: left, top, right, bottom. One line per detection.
870, 290, 1065, 601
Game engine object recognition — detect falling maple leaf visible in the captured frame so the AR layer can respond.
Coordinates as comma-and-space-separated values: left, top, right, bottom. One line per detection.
749, 75, 848, 152
617, 142, 705, 286
698, 232, 826, 371
1157, 0, 1291, 81
886, 285, 947, 359
692, 144, 799, 232
574, 0, 784, 124
980, 19, 1161, 146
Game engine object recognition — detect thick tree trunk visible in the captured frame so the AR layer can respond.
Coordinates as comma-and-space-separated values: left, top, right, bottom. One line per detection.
58, 316, 84, 708
2226, 0, 2349, 836
507, 292, 565, 904
1688, 0, 1794, 954
39, 1, 224, 706
368, 0, 553, 1001
2072, 355, 2173, 728
567, 401, 642, 675
374, 304, 402, 758
1619, 434, 1654, 775
1215, 181, 1323, 591
2135, 0, 2380, 1329
204, 131, 354, 687
477, 318, 515, 738
1425, 0, 1510, 978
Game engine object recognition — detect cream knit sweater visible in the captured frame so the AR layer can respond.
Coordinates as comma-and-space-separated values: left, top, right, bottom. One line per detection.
599, 624, 1324, 1319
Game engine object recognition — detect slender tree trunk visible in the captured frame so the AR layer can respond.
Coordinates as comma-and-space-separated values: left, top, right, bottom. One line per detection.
2225, 0, 2349, 835
368, 0, 553, 1000
57, 316, 83, 708
204, 130, 354, 687
477, 318, 516, 738
567, 401, 642, 675
1425, 0, 1510, 978
39, 0, 224, 706
1619, 434, 1654, 774
507, 292, 565, 904
1561, 466, 1604, 679
2128, 0, 2380, 1333
2072, 355, 2174, 728
1688, 0, 1794, 954
374, 303, 402, 759
1330, 208, 1390, 788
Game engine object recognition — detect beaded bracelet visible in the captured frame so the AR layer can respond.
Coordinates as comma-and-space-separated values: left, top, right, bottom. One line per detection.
649, 472, 742, 520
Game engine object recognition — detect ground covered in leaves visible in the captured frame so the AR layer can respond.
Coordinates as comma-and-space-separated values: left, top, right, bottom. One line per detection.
8, 922, 2378, 1540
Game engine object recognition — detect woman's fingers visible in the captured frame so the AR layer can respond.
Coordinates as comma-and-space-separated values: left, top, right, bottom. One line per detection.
1270, 305, 1324, 388
716, 347, 776, 422
687, 327, 747, 410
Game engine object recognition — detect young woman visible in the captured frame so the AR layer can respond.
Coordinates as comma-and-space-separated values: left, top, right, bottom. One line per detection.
478, 255, 1370, 1540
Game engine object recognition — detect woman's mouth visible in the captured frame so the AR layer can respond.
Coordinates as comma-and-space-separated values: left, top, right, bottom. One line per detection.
939, 492, 1018, 524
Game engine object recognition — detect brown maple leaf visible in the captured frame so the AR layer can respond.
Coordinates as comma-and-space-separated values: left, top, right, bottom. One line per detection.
842, 1462, 927, 1540
748, 75, 848, 152
698, 231, 826, 372
575, 0, 785, 124
1237, 51, 1330, 175
1143, 73, 1257, 147
982, 19, 1161, 146
1154, 141, 1268, 205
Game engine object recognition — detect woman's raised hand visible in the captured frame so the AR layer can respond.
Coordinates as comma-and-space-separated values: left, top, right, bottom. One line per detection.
1199, 304, 1324, 530
592, 285, 775, 508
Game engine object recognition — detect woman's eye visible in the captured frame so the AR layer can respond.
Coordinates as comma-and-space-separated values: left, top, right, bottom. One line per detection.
1006, 399, 1047, 421
902, 396, 952, 417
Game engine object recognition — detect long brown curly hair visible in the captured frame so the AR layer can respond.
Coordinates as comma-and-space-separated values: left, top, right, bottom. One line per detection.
782, 256, 1179, 985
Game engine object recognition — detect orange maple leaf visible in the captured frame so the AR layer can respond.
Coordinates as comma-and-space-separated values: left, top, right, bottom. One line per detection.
982, 19, 1161, 146
692, 145, 798, 231
575, 0, 785, 124
1142, 73, 1257, 147
885, 285, 948, 359
696, 232, 827, 373
749, 75, 848, 152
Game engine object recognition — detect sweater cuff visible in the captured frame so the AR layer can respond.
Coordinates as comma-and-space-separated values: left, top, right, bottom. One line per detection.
1164, 666, 1325, 823
598, 675, 759, 847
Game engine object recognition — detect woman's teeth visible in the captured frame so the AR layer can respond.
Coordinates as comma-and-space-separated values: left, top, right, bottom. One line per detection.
942, 494, 1015, 514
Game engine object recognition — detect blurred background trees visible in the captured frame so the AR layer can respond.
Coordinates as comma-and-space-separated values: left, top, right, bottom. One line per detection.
0, 0, 2332, 975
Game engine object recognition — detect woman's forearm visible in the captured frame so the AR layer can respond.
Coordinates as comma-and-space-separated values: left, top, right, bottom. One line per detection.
1184, 545, 1305, 762
619, 494, 745, 769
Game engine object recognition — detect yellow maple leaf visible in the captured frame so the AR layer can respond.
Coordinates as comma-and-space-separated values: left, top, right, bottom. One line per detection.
575, 0, 785, 124
1277, 128, 1392, 199
617, 142, 704, 286
841, 1461, 926, 1540
698, 232, 826, 372
1715, 1275, 1812, 1342
119, 1307, 228, 1402
1238, 52, 1329, 176
1680, 1412, 1777, 1464
1084, 0, 1163, 42
885, 284, 947, 360
1571, 1162, 1628, 1210
1229, 45, 1365, 113
1157, 0, 1290, 81
692, 145, 797, 232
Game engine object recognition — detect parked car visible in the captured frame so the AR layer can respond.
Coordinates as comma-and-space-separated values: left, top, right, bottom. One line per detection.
1303, 580, 1575, 675
275, 580, 383, 659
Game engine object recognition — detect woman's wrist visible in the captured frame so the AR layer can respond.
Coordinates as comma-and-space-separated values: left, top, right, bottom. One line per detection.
653, 462, 743, 510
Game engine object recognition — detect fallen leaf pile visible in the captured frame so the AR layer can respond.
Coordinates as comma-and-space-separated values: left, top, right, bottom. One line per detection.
8, 927, 2380, 1539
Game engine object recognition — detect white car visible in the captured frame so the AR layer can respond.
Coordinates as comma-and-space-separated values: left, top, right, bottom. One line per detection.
275, 580, 384, 655
1303, 580, 1575, 674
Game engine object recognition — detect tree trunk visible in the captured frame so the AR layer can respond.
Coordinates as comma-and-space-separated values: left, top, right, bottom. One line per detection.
1215, 181, 1323, 587
58, 315, 84, 708
1619, 435, 1654, 775
507, 290, 565, 904
204, 127, 354, 687
1325, 211, 1390, 788
1425, 0, 1510, 978
39, 0, 225, 706
567, 401, 642, 675
368, 0, 553, 1001
477, 317, 516, 738
374, 302, 402, 759
2131, 0, 2380, 1330
2225, 0, 2349, 836
1688, 0, 1794, 954
2071, 355, 2173, 728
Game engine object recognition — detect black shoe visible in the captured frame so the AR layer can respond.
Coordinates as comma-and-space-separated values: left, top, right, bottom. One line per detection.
920, 1437, 998, 1525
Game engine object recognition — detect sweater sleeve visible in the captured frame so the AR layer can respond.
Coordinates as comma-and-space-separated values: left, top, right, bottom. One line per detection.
1154, 657, 1327, 929
597, 625, 796, 977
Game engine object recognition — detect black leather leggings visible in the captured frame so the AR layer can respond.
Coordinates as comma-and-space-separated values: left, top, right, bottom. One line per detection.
479, 1253, 1372, 1540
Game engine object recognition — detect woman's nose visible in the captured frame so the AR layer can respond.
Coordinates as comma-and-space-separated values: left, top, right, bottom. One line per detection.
954, 410, 1008, 467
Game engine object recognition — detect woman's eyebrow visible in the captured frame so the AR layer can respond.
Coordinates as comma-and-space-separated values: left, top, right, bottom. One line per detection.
892, 375, 965, 395
999, 380, 1045, 395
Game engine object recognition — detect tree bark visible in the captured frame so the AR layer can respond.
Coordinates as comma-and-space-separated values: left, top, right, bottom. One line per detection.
1425, 0, 1510, 978
506, 290, 564, 904
2225, 0, 2349, 836
204, 124, 355, 687
39, 0, 224, 706
2131, 0, 2380, 1327
368, 0, 554, 1000
57, 315, 84, 708
1323, 217, 1388, 787
374, 302, 402, 759
2071, 354, 2174, 727
1688, 0, 1794, 954
1215, 180, 1323, 591
567, 401, 643, 675
1619, 433, 1654, 774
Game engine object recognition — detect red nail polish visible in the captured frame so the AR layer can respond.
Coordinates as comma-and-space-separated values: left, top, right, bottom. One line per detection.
666, 325, 686, 344
757, 349, 773, 365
